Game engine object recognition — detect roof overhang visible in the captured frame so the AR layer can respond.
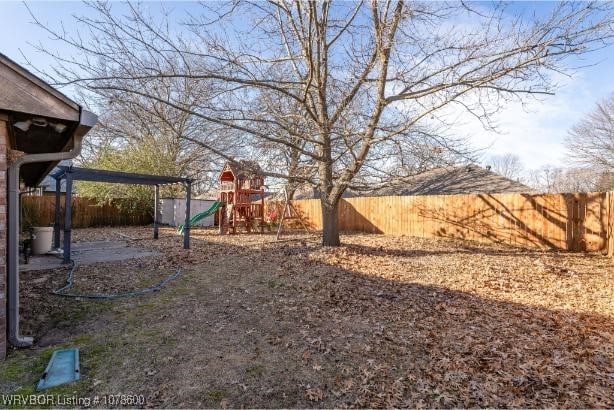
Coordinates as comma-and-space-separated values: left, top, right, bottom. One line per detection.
0, 53, 79, 121
0, 53, 98, 186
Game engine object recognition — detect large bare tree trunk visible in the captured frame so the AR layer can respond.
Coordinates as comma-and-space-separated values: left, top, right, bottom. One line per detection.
321, 198, 340, 247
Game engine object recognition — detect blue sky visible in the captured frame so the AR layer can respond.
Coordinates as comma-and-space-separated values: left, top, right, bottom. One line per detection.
1, 1, 613, 170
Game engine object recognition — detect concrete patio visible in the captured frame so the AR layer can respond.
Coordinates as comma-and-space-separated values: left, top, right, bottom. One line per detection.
20, 240, 160, 272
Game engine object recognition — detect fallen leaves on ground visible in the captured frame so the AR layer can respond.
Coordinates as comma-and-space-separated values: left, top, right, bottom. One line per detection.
13, 226, 614, 408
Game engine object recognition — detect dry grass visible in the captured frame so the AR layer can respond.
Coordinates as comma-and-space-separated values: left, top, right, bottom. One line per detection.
4, 227, 613, 408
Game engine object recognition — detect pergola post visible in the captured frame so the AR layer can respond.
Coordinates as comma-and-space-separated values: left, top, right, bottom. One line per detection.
184, 181, 191, 249
53, 177, 61, 249
48, 166, 192, 258
153, 184, 159, 240
63, 172, 73, 264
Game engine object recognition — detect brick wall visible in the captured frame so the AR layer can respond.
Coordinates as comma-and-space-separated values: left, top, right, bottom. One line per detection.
0, 116, 7, 359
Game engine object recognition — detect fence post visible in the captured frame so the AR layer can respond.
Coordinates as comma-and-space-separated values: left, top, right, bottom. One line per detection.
608, 191, 614, 257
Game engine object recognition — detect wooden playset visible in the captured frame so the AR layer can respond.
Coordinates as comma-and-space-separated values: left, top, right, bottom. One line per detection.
218, 160, 265, 234
275, 187, 313, 239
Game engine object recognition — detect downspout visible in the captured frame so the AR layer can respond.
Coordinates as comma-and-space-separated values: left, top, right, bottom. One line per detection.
7, 110, 97, 347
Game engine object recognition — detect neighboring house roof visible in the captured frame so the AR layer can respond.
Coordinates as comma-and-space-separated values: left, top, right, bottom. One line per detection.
0, 52, 97, 186
38, 160, 72, 193
294, 165, 531, 199
368, 165, 532, 196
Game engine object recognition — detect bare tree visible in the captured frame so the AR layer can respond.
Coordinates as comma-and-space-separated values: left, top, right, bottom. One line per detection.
30, 1, 614, 245
566, 92, 614, 172
527, 165, 602, 192
595, 171, 614, 191
487, 153, 525, 181
249, 91, 318, 199
79, 75, 245, 194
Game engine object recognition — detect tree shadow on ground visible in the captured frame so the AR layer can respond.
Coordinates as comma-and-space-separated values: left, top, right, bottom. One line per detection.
335, 238, 607, 259
8, 233, 613, 408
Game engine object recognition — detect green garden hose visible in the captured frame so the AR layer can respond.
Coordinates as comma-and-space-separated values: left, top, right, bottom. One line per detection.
52, 259, 183, 300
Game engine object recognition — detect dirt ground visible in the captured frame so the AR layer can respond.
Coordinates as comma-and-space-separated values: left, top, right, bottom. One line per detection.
2, 227, 613, 408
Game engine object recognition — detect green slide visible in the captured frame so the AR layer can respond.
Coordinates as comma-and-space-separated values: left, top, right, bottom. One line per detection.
177, 201, 223, 234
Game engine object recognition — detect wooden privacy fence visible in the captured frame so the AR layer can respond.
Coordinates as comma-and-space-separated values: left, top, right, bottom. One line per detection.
291, 191, 614, 254
21, 196, 153, 228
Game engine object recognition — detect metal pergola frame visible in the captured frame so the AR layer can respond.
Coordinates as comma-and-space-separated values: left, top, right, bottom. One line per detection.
51, 166, 192, 263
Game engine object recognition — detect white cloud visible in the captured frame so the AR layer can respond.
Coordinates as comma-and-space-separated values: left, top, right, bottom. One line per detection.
449, 70, 611, 169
